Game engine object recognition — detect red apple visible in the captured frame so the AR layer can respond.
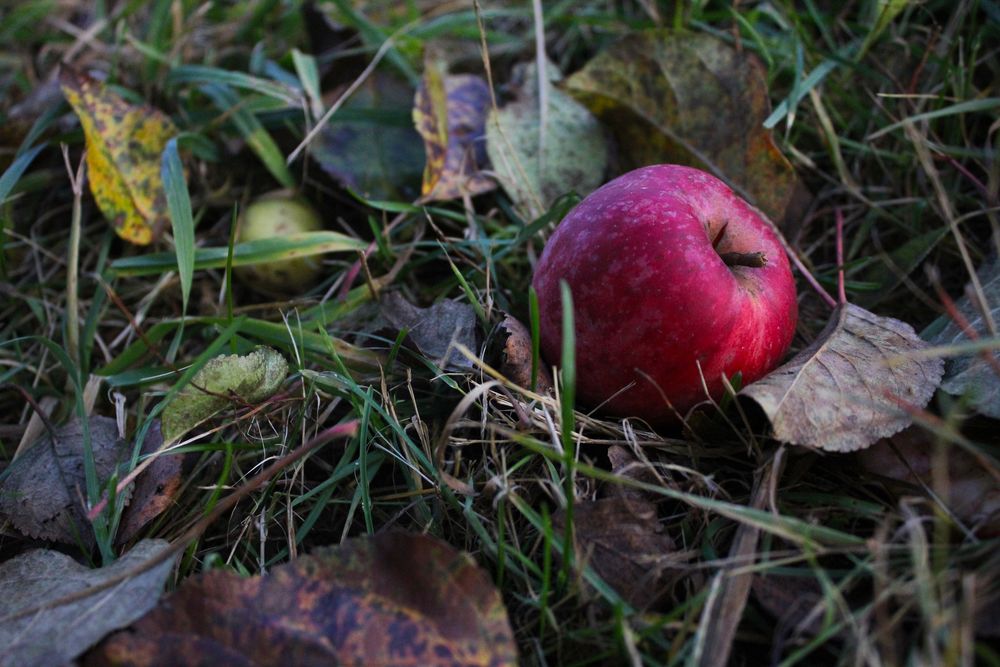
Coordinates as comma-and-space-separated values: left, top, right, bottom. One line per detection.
531, 164, 798, 422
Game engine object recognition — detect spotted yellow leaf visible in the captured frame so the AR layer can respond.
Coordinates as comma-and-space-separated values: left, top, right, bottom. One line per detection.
60, 67, 178, 245
412, 56, 494, 203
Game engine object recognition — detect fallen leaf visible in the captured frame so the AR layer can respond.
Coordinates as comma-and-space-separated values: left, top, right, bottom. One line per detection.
161, 346, 288, 444
59, 67, 178, 245
486, 61, 608, 219
380, 292, 478, 371
0, 415, 130, 545
85, 532, 517, 667
312, 72, 425, 201
564, 30, 808, 228
752, 573, 827, 639
553, 496, 681, 610
497, 314, 552, 393
606, 444, 662, 504
928, 258, 1000, 418
858, 427, 1000, 536
413, 57, 494, 202
117, 421, 184, 544
0, 539, 176, 667
741, 303, 944, 452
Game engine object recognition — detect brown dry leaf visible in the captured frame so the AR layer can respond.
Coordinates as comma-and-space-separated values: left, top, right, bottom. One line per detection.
117, 421, 184, 544
381, 292, 479, 371
553, 496, 680, 610
740, 303, 944, 452
59, 67, 178, 245
497, 314, 552, 393
0, 415, 130, 545
85, 532, 517, 667
752, 573, 827, 640
0, 539, 177, 667
564, 30, 809, 228
413, 56, 494, 202
858, 427, 1000, 536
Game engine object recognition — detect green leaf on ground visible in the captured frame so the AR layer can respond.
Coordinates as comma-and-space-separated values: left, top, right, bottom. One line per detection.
487, 61, 608, 219
312, 73, 425, 201
162, 346, 288, 443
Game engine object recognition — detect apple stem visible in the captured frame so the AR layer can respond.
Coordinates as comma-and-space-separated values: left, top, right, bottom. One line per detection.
711, 222, 729, 249
720, 251, 768, 268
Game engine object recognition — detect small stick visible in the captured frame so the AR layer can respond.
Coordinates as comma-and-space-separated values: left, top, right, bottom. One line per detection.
835, 208, 847, 305
720, 251, 767, 268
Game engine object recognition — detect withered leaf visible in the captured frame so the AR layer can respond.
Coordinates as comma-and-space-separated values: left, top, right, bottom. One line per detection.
0, 415, 130, 545
752, 573, 827, 640
564, 30, 808, 228
553, 496, 680, 610
59, 67, 178, 245
117, 420, 184, 544
85, 532, 517, 667
929, 258, 1000, 418
161, 347, 287, 444
381, 292, 478, 371
0, 539, 176, 667
486, 61, 608, 219
858, 427, 1000, 536
312, 72, 425, 201
741, 303, 944, 452
497, 314, 552, 393
413, 57, 494, 202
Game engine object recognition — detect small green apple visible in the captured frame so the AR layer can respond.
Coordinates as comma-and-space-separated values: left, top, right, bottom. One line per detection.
237, 192, 323, 296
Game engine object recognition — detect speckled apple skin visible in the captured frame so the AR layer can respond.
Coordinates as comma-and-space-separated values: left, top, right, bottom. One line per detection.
532, 164, 798, 422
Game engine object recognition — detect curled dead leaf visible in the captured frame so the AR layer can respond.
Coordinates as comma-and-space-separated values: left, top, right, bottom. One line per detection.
380, 292, 479, 371
497, 314, 552, 393
740, 303, 944, 452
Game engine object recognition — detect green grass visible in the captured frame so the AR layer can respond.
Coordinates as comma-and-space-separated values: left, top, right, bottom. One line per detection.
1, 0, 999, 665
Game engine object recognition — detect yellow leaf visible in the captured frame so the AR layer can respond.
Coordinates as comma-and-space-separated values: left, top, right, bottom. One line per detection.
59, 67, 178, 245
412, 55, 494, 203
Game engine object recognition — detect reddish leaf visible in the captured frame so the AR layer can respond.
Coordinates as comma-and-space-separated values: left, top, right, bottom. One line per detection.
117, 421, 184, 544
85, 532, 517, 666
497, 314, 552, 393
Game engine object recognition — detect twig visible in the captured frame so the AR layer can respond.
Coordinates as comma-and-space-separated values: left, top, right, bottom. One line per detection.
835, 208, 847, 305
61, 144, 85, 367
